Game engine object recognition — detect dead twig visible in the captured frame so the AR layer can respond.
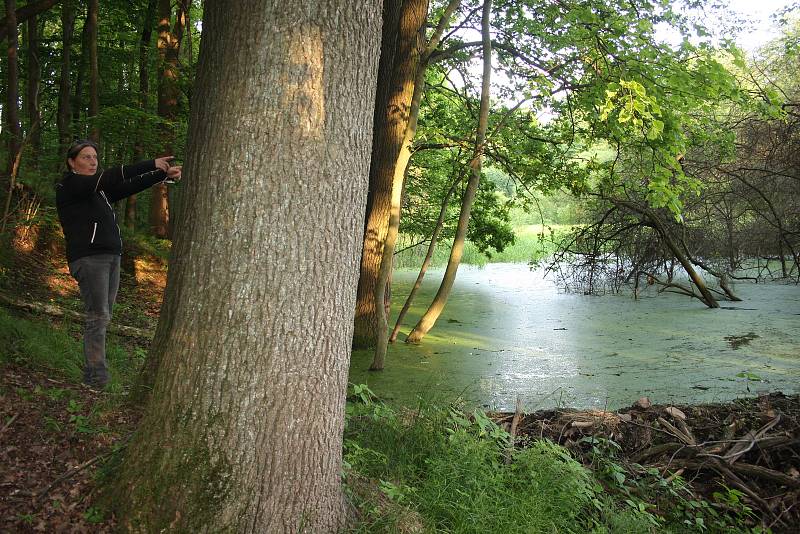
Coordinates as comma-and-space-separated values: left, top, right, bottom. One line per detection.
34, 454, 108, 505
0, 413, 20, 437
723, 415, 781, 464
506, 397, 523, 464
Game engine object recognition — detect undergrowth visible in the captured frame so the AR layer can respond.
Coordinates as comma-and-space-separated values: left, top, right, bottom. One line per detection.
0, 307, 145, 394
343, 385, 767, 533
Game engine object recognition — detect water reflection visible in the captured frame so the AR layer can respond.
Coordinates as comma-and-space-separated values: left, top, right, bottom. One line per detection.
350, 264, 800, 411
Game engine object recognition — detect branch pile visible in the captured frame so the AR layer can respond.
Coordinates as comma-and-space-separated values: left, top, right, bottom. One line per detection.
493, 393, 799, 531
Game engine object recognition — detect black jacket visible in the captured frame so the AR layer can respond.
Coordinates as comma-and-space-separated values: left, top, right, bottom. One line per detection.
56, 160, 167, 263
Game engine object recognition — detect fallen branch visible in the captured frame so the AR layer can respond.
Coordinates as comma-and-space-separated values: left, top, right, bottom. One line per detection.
506, 397, 523, 465
723, 415, 781, 464
34, 454, 108, 504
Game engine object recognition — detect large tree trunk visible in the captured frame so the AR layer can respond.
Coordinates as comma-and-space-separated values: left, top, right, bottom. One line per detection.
369, 0, 430, 368
406, 0, 492, 343
115, 2, 381, 531
24, 15, 41, 161
353, 0, 406, 349
87, 0, 98, 141
56, 0, 74, 154
354, 0, 461, 349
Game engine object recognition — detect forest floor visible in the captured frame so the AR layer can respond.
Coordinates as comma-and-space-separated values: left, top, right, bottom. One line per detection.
1, 233, 799, 531
0, 231, 162, 531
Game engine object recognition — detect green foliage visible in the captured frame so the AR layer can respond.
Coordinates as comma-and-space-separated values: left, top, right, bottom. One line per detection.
577, 435, 766, 533
83, 506, 105, 524
466, 184, 515, 257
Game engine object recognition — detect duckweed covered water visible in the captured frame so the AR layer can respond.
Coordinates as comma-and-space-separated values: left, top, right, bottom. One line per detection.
350, 264, 800, 411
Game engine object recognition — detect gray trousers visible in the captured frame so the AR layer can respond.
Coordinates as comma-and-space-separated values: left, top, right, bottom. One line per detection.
68, 254, 121, 387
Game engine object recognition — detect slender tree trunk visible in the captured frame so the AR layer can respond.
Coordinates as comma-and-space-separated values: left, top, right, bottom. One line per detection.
150, 0, 184, 238
615, 199, 720, 308
182, 0, 193, 64
406, 0, 492, 343
57, 0, 75, 154
72, 6, 89, 127
371, 155, 409, 369
24, 15, 41, 161
139, 0, 155, 104
87, 0, 98, 141
115, 3, 381, 531
126, 0, 156, 230
777, 237, 787, 278
390, 171, 461, 342
663, 237, 719, 307
4, 0, 21, 183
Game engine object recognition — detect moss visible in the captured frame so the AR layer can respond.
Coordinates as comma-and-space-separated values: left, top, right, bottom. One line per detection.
104, 416, 236, 532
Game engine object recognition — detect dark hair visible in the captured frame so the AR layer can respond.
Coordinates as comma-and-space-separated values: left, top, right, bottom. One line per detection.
65, 139, 99, 168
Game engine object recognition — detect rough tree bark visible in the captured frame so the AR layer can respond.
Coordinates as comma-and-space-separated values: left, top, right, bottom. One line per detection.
353, 0, 410, 349
371, 0, 464, 367
354, 0, 462, 350
406, 0, 492, 343
114, 2, 381, 532
368, 0, 429, 368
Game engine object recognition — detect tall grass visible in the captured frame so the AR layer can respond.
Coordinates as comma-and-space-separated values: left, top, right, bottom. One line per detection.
343, 395, 638, 533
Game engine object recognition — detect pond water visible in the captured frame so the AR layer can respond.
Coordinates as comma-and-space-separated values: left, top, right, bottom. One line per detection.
349, 263, 800, 411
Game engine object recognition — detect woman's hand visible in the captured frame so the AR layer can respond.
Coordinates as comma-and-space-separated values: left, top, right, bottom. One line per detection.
166, 165, 183, 182
154, 156, 175, 172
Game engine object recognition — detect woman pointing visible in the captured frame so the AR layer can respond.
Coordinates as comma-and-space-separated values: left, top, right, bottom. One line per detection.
56, 140, 182, 389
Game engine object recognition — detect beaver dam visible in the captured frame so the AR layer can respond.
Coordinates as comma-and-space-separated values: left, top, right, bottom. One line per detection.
487, 393, 800, 531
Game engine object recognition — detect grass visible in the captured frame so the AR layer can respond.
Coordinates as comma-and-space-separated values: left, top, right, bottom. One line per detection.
344, 393, 626, 533
0, 307, 145, 394
394, 224, 572, 270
